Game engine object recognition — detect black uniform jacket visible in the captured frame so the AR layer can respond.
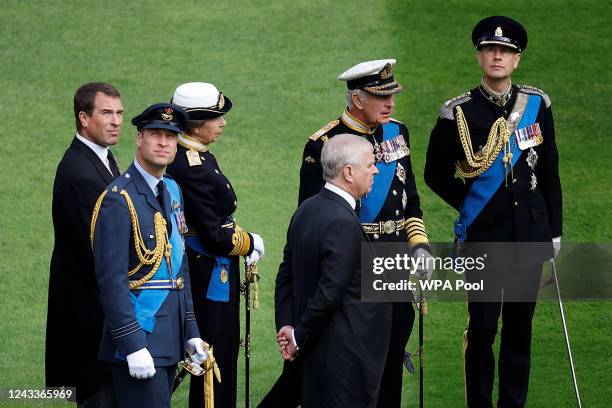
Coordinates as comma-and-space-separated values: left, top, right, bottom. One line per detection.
46, 137, 119, 401
299, 110, 428, 248
167, 141, 254, 257
275, 188, 392, 407
425, 85, 562, 243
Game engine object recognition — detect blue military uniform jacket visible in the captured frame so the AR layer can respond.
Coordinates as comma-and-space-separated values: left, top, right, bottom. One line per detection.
92, 162, 199, 367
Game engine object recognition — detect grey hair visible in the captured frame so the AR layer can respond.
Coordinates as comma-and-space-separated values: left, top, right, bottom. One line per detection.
321, 134, 373, 181
346, 89, 369, 109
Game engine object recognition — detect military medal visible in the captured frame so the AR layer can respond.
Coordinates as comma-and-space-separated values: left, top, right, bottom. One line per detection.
220, 268, 228, 283
172, 200, 189, 234
515, 123, 543, 150
526, 148, 538, 170
530, 173, 538, 191
186, 150, 202, 166
373, 140, 384, 162
396, 162, 406, 184
381, 134, 410, 163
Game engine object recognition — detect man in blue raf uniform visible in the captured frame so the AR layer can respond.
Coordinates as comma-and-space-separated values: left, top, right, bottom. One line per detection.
261, 59, 433, 408
425, 16, 562, 407
92, 103, 209, 408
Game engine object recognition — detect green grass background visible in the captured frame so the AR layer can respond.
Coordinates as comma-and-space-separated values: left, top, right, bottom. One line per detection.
1, 0, 611, 406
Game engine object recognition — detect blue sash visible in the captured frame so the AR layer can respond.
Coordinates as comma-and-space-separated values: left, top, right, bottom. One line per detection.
455, 94, 542, 242
185, 236, 231, 302
360, 123, 400, 223
130, 178, 185, 333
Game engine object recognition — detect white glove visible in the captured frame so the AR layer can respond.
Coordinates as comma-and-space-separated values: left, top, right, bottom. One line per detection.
413, 248, 435, 281
552, 236, 561, 258
252, 233, 265, 259
186, 338, 209, 365
126, 348, 156, 379
245, 250, 260, 266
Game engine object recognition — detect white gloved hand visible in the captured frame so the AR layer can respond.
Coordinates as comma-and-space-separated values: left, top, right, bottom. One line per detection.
126, 348, 156, 379
252, 233, 265, 259
413, 248, 435, 281
245, 250, 260, 266
186, 338, 209, 365
552, 236, 561, 258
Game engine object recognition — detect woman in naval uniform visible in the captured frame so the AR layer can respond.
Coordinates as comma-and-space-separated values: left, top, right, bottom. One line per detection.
166, 82, 265, 408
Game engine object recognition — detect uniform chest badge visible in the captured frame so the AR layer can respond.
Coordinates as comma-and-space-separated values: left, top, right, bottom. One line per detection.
172, 200, 189, 234
530, 173, 538, 191
526, 148, 538, 170
220, 268, 228, 284
515, 123, 543, 150
396, 162, 406, 184
186, 150, 202, 166
402, 190, 407, 210
381, 134, 410, 163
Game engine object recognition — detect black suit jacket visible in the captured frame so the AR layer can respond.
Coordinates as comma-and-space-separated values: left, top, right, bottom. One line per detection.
275, 188, 392, 408
45, 137, 119, 402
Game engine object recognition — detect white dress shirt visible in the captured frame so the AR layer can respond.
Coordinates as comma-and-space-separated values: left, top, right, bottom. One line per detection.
76, 133, 113, 175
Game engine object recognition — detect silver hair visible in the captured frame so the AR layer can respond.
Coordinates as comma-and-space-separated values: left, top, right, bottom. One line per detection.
346, 89, 369, 109
321, 134, 373, 181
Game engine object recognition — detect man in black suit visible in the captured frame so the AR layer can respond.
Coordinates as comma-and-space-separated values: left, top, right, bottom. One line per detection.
274, 134, 392, 407
46, 82, 123, 406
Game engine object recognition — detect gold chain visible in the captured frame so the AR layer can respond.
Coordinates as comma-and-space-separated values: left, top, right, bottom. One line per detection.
455, 106, 509, 178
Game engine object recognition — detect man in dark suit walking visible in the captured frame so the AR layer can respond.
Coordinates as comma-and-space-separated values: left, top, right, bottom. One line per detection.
274, 134, 392, 407
46, 82, 123, 406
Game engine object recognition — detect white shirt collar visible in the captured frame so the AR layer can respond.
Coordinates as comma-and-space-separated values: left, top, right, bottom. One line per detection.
324, 182, 356, 209
76, 133, 112, 173
133, 159, 163, 195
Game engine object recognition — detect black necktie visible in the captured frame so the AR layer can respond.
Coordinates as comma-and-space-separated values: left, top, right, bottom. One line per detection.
157, 180, 171, 234
108, 150, 120, 178
355, 199, 361, 218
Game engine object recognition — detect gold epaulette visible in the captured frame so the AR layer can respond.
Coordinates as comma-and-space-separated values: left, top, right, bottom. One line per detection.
405, 217, 429, 249
308, 119, 339, 142
229, 226, 251, 256
517, 84, 551, 108
390, 117, 404, 125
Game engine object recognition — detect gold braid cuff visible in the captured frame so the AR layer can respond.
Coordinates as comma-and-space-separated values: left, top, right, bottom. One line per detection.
229, 227, 251, 256
405, 217, 429, 248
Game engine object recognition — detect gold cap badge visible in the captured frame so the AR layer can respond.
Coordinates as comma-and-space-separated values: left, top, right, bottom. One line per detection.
161, 107, 174, 121
380, 63, 393, 80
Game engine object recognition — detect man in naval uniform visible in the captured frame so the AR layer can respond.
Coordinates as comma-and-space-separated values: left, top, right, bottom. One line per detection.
91, 103, 209, 408
424, 16, 562, 407
261, 59, 433, 408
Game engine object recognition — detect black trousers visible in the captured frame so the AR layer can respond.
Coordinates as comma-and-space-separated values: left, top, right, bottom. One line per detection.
110, 365, 175, 408
464, 264, 542, 408
187, 249, 240, 408
259, 303, 414, 408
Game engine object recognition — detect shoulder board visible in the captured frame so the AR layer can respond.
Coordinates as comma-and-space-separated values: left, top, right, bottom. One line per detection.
107, 174, 130, 194
390, 118, 404, 125
439, 91, 472, 120
517, 84, 551, 108
308, 119, 340, 141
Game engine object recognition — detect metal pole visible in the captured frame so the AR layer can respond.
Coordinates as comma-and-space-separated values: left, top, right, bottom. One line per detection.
244, 261, 251, 408
550, 259, 582, 407
419, 288, 424, 408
